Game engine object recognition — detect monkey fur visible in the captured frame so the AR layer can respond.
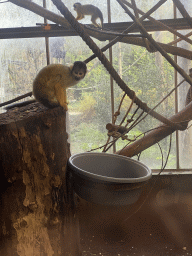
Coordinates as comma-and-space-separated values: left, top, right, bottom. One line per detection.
5, 61, 87, 111
73, 3, 103, 28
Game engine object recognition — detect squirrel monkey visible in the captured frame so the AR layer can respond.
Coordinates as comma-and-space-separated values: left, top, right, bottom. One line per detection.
5, 61, 87, 111
73, 3, 103, 28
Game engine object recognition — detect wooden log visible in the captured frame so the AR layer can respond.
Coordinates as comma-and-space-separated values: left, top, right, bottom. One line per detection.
0, 102, 81, 256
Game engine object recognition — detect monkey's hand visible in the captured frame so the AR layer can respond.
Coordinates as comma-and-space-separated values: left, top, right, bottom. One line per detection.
76, 15, 84, 21
54, 83, 68, 111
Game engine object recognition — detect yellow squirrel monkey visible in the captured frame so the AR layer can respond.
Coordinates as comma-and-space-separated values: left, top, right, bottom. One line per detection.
73, 3, 103, 28
5, 61, 87, 111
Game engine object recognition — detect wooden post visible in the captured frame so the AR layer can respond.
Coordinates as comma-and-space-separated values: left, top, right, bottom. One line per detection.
0, 102, 81, 256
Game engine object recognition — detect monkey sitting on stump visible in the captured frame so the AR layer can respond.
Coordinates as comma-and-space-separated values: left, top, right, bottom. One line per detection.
5, 61, 87, 111
73, 3, 103, 29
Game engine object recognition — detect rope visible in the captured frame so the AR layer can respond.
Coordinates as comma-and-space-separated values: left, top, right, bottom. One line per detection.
0, 92, 32, 108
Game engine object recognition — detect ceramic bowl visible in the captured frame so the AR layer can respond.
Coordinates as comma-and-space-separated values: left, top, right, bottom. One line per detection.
67, 152, 152, 206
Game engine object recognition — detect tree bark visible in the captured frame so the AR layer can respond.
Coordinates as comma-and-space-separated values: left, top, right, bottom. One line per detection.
0, 102, 81, 256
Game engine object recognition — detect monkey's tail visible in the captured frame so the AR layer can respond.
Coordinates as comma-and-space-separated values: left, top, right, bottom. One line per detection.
5, 99, 36, 110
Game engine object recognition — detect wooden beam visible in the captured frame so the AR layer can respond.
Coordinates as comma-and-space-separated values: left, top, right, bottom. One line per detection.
0, 18, 191, 40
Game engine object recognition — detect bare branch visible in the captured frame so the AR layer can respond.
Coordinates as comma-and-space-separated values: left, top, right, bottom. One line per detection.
116, 101, 192, 157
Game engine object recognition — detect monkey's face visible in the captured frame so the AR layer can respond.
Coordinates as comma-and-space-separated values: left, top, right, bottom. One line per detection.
72, 69, 86, 81
73, 3, 81, 10
72, 61, 87, 81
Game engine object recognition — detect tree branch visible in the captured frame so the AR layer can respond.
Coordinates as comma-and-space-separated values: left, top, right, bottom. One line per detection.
116, 101, 192, 157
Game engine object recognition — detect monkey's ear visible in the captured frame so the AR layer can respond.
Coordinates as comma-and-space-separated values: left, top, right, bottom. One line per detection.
69, 65, 74, 71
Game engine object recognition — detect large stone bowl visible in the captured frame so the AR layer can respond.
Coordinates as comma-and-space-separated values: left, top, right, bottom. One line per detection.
67, 152, 152, 206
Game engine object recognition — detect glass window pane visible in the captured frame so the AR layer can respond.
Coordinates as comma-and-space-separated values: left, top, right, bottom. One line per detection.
2, 0, 188, 170
0, 1, 43, 28
1, 38, 47, 108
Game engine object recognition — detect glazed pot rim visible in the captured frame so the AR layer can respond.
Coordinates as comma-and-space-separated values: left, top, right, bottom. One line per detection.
68, 152, 152, 184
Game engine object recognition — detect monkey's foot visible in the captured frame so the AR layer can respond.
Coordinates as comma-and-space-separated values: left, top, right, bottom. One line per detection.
61, 103, 68, 111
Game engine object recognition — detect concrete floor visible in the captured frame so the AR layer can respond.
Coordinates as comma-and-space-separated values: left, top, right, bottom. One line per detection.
78, 174, 192, 256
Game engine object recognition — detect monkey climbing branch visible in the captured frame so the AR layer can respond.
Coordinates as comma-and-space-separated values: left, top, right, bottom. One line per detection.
49, 0, 185, 130
84, 0, 168, 63
6, 0, 189, 131
5, 0, 191, 107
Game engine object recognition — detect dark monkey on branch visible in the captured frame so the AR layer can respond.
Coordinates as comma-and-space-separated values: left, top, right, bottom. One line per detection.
6, 61, 87, 111
73, 3, 103, 28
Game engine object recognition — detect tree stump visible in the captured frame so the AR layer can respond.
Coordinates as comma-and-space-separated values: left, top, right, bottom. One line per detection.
0, 102, 81, 256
